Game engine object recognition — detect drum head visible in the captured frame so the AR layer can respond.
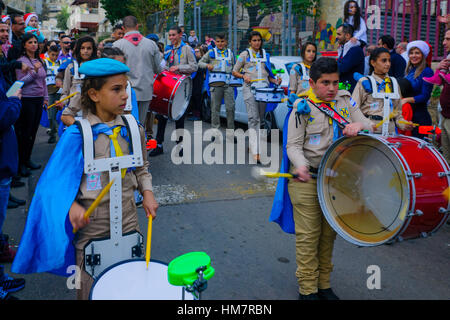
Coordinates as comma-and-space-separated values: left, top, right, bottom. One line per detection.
171, 76, 192, 120
318, 135, 410, 246
90, 259, 194, 300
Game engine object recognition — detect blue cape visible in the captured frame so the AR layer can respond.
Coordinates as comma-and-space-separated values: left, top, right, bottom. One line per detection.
12, 124, 83, 276
12, 123, 132, 276
269, 107, 295, 234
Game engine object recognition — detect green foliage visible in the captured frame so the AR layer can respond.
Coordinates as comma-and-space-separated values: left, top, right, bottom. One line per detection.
432, 86, 442, 98
100, 0, 132, 24
56, 6, 70, 30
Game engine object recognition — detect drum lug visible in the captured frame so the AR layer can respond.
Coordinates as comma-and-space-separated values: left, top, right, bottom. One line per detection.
407, 209, 423, 217
407, 172, 422, 179
387, 142, 402, 148
438, 207, 450, 214
438, 172, 450, 178
420, 232, 428, 238
418, 141, 431, 149
131, 244, 143, 258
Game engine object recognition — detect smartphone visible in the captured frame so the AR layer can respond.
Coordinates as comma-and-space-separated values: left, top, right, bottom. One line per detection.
6, 81, 24, 98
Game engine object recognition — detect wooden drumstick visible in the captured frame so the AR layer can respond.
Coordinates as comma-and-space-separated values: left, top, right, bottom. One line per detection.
398, 120, 420, 127
374, 112, 397, 129
72, 178, 115, 233
146, 216, 153, 269
47, 91, 79, 110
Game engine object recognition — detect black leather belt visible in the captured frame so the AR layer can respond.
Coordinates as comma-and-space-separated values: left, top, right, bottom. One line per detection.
369, 115, 393, 121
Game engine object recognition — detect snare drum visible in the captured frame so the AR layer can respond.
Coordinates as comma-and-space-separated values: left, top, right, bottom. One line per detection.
209, 72, 228, 87
317, 134, 450, 246
89, 259, 195, 300
228, 75, 243, 87
254, 87, 284, 103
149, 71, 192, 120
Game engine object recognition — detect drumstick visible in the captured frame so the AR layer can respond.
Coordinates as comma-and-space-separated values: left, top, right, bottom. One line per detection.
146, 216, 153, 269
47, 91, 79, 110
72, 178, 115, 233
250, 78, 266, 82
374, 112, 397, 129
251, 167, 297, 180
398, 120, 420, 127
442, 187, 450, 201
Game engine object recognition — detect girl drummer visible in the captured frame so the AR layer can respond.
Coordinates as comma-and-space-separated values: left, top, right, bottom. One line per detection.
351, 47, 413, 134
232, 31, 281, 163
289, 41, 317, 95
60, 36, 98, 127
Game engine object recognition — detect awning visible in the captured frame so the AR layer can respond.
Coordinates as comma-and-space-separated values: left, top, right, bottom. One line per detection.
71, 0, 98, 5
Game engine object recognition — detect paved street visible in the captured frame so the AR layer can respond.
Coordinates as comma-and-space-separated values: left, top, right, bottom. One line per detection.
3, 119, 450, 300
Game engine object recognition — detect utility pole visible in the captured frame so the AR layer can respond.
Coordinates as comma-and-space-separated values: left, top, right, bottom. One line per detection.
179, 0, 185, 27
233, 0, 237, 55
228, 0, 232, 49
282, 0, 286, 56
287, 0, 292, 56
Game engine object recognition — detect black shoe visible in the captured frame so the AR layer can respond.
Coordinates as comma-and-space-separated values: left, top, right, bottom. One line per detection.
7, 200, 18, 209
0, 288, 19, 300
9, 194, 25, 206
298, 292, 320, 300
318, 288, 340, 300
0, 266, 25, 293
25, 160, 41, 170
149, 146, 163, 157
19, 165, 30, 177
48, 136, 56, 144
10, 177, 25, 188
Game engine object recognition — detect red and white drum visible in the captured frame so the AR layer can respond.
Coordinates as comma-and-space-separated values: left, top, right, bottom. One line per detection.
317, 134, 450, 246
149, 71, 192, 120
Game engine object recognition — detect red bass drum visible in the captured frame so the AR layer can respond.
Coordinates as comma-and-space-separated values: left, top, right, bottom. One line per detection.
317, 134, 450, 246
149, 71, 192, 120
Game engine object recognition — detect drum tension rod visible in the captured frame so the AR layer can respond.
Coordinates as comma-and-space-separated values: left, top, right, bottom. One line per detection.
407, 172, 422, 179
438, 172, 450, 178
407, 209, 423, 217
438, 207, 450, 214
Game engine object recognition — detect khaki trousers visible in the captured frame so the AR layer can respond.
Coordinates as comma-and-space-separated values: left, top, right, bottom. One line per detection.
210, 86, 235, 130
137, 100, 151, 131
75, 249, 94, 300
243, 85, 266, 156
288, 179, 337, 295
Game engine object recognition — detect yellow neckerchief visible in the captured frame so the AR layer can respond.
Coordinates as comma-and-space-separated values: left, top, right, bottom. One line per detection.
304, 88, 337, 125
373, 73, 393, 93
303, 63, 311, 69
248, 47, 262, 59
108, 126, 127, 179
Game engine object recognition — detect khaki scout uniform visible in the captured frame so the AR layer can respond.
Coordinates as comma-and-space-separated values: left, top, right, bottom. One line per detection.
233, 48, 271, 156
61, 60, 84, 118
198, 48, 236, 130
289, 62, 311, 96
74, 111, 153, 300
286, 90, 373, 296
351, 73, 407, 134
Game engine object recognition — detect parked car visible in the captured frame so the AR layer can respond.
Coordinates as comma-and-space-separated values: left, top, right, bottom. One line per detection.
201, 56, 302, 132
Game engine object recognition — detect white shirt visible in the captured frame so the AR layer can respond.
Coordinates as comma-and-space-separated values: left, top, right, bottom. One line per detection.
346, 16, 368, 44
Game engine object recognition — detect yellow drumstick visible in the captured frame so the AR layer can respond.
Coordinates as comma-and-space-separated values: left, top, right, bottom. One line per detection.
47, 91, 79, 110
398, 120, 420, 127
72, 178, 115, 234
146, 216, 153, 269
374, 112, 397, 129
250, 78, 266, 82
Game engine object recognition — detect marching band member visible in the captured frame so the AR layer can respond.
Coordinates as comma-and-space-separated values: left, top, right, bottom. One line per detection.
351, 47, 413, 134
232, 31, 281, 163
149, 25, 197, 157
289, 41, 317, 96
271, 58, 374, 300
12, 58, 159, 300
44, 44, 61, 144
59, 36, 97, 127
198, 33, 236, 134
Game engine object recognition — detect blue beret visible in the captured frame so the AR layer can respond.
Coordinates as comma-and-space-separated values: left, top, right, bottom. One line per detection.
78, 58, 130, 78
146, 33, 159, 42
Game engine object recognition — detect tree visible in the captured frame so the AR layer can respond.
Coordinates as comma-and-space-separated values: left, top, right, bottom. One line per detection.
56, 5, 70, 31
100, 0, 132, 24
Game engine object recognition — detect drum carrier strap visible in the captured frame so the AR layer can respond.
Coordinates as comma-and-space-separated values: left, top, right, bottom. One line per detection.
366, 75, 400, 136
76, 114, 145, 279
